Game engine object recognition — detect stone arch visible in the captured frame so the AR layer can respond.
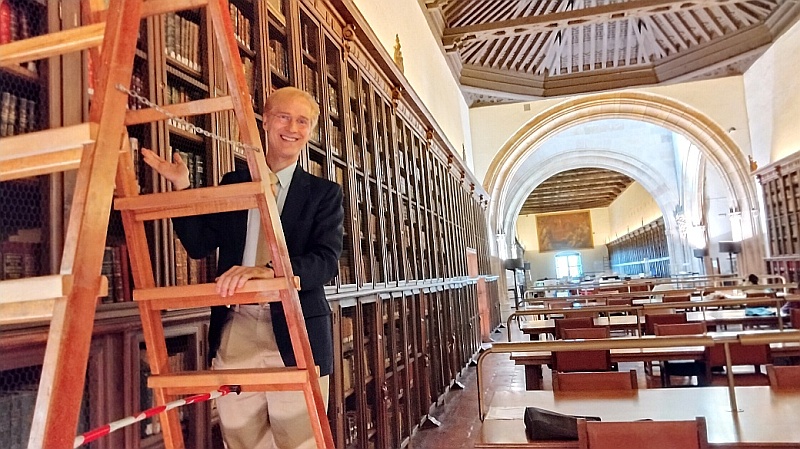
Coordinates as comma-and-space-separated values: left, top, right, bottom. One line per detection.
485, 91, 763, 275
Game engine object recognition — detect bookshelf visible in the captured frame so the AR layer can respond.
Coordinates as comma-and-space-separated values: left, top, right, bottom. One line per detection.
757, 152, 800, 283
0, 0, 52, 283
0, 0, 499, 447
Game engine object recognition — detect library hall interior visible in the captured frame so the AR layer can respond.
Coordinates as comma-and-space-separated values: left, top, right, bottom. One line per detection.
2, 0, 800, 448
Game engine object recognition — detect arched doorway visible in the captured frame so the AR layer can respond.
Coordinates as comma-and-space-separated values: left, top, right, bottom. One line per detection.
484, 92, 763, 276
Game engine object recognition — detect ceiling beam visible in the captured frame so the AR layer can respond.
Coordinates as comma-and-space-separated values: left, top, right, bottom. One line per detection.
442, 0, 752, 48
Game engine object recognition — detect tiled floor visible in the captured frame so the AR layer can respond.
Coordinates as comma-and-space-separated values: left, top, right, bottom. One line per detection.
406, 325, 525, 449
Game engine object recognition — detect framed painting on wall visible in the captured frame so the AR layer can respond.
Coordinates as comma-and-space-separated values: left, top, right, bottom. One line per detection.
536, 211, 593, 252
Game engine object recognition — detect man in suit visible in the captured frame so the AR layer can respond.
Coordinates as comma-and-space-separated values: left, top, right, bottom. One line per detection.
142, 87, 343, 449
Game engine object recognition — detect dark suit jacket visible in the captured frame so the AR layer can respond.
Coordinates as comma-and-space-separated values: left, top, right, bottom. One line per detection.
173, 165, 344, 376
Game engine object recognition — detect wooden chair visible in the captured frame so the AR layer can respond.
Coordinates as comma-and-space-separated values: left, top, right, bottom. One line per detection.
606, 297, 632, 306
645, 312, 687, 335
653, 322, 708, 387
553, 326, 613, 373
767, 364, 800, 389
562, 327, 610, 340
555, 316, 595, 339
746, 290, 777, 298
662, 293, 691, 303
577, 417, 709, 449
791, 308, 800, 330
705, 341, 770, 386
653, 322, 706, 336
553, 370, 637, 392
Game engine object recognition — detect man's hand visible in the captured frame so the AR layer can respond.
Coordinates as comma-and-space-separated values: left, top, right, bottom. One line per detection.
215, 265, 275, 298
141, 148, 191, 190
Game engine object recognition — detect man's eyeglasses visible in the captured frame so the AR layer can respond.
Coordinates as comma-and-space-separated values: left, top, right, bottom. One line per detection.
268, 113, 312, 130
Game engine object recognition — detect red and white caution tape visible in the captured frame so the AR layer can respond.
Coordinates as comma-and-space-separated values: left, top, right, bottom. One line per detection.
73, 385, 241, 448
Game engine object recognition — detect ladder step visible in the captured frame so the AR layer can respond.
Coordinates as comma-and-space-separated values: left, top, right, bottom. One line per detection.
125, 97, 234, 126
0, 275, 109, 325
114, 182, 264, 221
0, 23, 105, 67
0, 123, 99, 181
148, 368, 311, 396
134, 278, 301, 310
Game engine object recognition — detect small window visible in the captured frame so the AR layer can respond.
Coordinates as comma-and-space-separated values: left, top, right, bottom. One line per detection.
555, 252, 582, 280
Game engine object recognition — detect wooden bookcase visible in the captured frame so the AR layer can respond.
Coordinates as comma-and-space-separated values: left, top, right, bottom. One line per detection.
757, 152, 800, 283
0, 0, 499, 448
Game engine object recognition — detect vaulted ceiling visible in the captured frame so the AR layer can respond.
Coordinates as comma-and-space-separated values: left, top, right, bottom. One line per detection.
423, 0, 800, 106
421, 0, 799, 216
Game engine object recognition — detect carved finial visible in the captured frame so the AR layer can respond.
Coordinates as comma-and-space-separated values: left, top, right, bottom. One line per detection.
748, 155, 758, 172
342, 24, 356, 56
391, 86, 403, 110
393, 34, 404, 73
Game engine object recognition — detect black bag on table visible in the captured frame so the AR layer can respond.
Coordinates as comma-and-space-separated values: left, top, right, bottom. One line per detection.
523, 407, 601, 441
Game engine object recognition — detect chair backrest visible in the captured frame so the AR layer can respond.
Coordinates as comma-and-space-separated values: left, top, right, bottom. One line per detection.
606, 297, 632, 307
645, 313, 688, 335
553, 370, 637, 392
578, 417, 709, 449
553, 349, 612, 372
555, 317, 595, 339
791, 308, 800, 330
653, 322, 706, 336
766, 364, 800, 389
562, 327, 610, 340
662, 293, 691, 303
746, 290, 777, 298
705, 341, 770, 367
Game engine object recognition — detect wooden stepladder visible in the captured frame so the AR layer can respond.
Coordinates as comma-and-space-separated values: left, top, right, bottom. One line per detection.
0, 0, 334, 447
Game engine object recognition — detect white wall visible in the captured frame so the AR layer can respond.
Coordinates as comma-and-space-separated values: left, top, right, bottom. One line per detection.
352, 0, 474, 168
607, 183, 663, 242
744, 19, 800, 165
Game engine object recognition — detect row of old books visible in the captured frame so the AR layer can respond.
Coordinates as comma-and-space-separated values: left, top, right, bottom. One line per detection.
165, 85, 202, 134
139, 347, 190, 438
164, 12, 202, 73
173, 148, 206, 189
327, 118, 343, 157
0, 0, 39, 74
173, 236, 207, 287
170, 148, 206, 288
99, 244, 131, 304
327, 83, 339, 117
307, 159, 324, 178
1, 228, 40, 280
301, 63, 318, 101
0, 91, 37, 137
228, 3, 253, 51
268, 39, 290, 80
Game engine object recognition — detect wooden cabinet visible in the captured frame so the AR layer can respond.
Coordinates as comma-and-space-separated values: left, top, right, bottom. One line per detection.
0, 310, 208, 449
757, 153, 800, 282
0, 0, 498, 447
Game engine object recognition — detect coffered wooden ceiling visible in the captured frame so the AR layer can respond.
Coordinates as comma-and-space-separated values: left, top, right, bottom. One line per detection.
423, 0, 800, 106
520, 168, 635, 214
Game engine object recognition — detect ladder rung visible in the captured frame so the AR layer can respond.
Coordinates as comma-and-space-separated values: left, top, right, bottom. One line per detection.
0, 23, 105, 67
114, 182, 264, 221
125, 97, 234, 126
134, 277, 301, 310
0, 275, 109, 325
0, 123, 99, 181
148, 368, 311, 395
